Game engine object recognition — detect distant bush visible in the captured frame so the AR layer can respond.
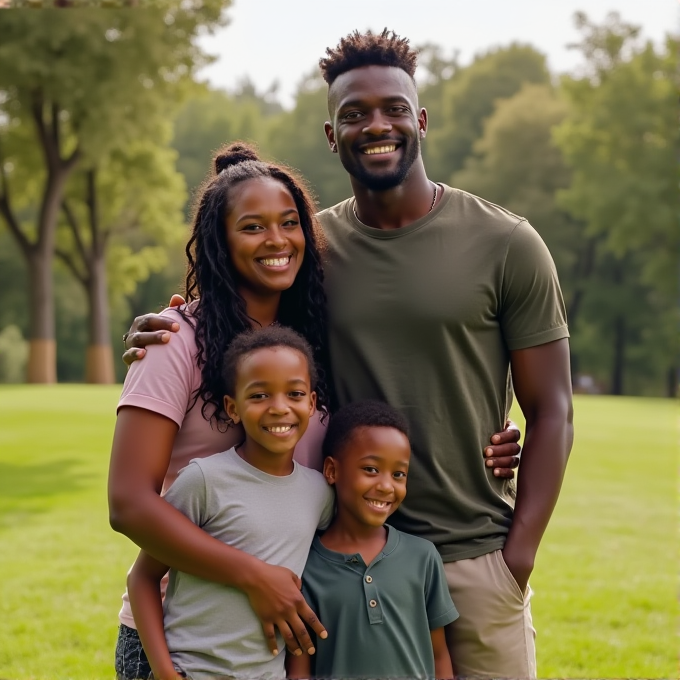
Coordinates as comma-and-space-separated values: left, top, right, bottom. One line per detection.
0, 325, 28, 383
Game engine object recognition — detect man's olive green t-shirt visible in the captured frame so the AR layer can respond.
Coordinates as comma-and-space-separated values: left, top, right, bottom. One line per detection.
317, 185, 569, 562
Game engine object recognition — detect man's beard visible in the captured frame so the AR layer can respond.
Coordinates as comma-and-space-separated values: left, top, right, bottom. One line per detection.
342, 136, 420, 191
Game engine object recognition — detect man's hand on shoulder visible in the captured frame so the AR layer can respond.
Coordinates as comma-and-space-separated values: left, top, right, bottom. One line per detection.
122, 295, 185, 366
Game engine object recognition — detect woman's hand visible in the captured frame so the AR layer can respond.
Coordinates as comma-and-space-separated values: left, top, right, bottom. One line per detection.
484, 420, 521, 478
242, 560, 327, 658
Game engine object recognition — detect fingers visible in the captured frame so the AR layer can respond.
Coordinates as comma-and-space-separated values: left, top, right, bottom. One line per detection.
485, 442, 521, 459
168, 294, 186, 308
276, 617, 308, 656
485, 454, 519, 468
485, 453, 519, 479
261, 622, 281, 657
490, 427, 521, 445
299, 602, 328, 643
133, 313, 181, 335
125, 330, 172, 351
122, 348, 146, 367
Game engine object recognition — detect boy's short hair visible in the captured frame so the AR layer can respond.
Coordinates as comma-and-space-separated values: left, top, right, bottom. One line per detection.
221, 326, 318, 397
319, 28, 418, 85
322, 400, 409, 459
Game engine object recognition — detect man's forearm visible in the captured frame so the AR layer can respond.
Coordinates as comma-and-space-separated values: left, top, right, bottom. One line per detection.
505, 412, 573, 562
505, 339, 574, 589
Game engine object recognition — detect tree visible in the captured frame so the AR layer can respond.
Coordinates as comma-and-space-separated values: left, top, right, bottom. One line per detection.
55, 138, 186, 383
451, 84, 573, 264
553, 13, 678, 395
267, 71, 350, 209
426, 44, 550, 181
0, 3, 227, 382
172, 85, 274, 211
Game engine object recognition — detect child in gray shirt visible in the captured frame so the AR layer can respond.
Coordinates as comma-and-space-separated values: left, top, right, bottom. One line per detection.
128, 328, 334, 680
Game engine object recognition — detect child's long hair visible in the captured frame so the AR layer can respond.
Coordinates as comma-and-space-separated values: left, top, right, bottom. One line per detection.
182, 142, 330, 425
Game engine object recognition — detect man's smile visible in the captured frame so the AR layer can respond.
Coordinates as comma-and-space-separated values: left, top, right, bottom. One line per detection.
359, 140, 401, 156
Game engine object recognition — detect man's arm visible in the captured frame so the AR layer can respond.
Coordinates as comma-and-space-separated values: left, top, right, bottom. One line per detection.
502, 338, 574, 592
127, 551, 181, 680
430, 628, 454, 679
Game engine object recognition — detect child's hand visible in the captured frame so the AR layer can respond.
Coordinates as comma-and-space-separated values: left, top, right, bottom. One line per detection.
242, 561, 327, 657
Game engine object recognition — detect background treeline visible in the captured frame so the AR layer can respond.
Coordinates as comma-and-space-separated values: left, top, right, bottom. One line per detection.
0, 8, 676, 396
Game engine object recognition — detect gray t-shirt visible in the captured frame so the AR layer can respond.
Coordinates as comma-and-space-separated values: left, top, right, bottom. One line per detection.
162, 448, 335, 680
318, 185, 569, 562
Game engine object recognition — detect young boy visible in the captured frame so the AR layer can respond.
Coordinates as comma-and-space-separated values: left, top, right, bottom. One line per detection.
127, 327, 334, 680
287, 400, 458, 680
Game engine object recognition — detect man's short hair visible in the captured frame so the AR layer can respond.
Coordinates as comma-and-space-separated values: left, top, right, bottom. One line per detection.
322, 400, 410, 459
319, 29, 418, 86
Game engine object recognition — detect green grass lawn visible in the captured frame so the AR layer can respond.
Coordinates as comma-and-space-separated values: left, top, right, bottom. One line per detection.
0, 386, 676, 679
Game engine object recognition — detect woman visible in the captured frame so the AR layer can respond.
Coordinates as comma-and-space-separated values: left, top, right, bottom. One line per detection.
110, 143, 332, 679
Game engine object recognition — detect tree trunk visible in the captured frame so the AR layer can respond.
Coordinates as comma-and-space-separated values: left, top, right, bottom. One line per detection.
610, 315, 626, 395
667, 366, 678, 399
26, 246, 57, 383
85, 255, 114, 384
21, 97, 81, 383
84, 167, 114, 384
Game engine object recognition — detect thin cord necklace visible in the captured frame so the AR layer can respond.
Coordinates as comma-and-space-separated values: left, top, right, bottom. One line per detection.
353, 181, 439, 223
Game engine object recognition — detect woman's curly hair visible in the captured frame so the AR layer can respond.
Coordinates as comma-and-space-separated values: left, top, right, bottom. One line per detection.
181, 142, 331, 427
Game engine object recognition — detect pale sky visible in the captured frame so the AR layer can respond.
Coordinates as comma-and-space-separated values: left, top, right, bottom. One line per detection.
197, 0, 677, 108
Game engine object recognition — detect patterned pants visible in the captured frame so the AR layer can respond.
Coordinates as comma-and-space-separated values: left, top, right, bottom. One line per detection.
114, 623, 188, 680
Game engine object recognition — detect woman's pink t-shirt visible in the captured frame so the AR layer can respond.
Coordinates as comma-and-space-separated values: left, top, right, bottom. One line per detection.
116, 307, 326, 627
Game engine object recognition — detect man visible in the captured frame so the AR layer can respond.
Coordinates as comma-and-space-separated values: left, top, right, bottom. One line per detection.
125, 30, 573, 678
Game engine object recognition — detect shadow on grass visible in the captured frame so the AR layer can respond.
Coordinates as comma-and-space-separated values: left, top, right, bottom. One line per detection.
0, 459, 95, 529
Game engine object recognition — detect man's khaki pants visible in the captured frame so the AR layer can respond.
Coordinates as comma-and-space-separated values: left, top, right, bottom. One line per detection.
444, 550, 536, 679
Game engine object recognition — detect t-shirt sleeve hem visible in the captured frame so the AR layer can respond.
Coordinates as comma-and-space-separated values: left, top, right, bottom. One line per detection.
505, 325, 570, 351
117, 393, 185, 428
429, 605, 459, 630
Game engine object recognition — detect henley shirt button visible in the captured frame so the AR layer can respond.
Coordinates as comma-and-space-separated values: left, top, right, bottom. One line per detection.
369, 599, 377, 608
365, 575, 373, 583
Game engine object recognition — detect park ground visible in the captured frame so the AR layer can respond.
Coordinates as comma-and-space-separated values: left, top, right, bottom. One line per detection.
0, 386, 677, 679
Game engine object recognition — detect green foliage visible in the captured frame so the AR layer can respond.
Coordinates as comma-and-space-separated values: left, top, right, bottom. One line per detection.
57, 136, 187, 302
0, 5, 227, 162
425, 44, 550, 180
172, 86, 274, 208
267, 72, 350, 209
553, 14, 678, 394
555, 26, 678, 300
0, 4, 228, 379
451, 84, 576, 277
0, 388, 675, 678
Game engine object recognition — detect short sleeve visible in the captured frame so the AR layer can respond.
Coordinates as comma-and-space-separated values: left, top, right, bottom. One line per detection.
500, 220, 569, 351
317, 484, 336, 531
162, 460, 208, 527
424, 544, 459, 630
117, 308, 197, 427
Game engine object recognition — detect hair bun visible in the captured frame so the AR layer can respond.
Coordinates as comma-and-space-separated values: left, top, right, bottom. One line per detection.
214, 143, 260, 174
